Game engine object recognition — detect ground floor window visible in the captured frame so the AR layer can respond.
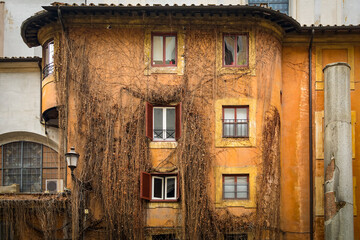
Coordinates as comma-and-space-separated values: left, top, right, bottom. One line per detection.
152, 234, 177, 240
0, 141, 65, 192
224, 233, 248, 240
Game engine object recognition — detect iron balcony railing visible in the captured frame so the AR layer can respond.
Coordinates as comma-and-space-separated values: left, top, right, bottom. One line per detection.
42, 62, 54, 79
154, 129, 175, 140
222, 119, 249, 137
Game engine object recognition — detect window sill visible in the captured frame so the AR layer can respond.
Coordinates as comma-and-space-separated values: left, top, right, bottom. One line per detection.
149, 142, 177, 149
147, 201, 180, 209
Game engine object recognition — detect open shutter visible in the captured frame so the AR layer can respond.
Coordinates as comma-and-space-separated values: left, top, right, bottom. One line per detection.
175, 103, 182, 140
145, 102, 153, 140
140, 172, 151, 200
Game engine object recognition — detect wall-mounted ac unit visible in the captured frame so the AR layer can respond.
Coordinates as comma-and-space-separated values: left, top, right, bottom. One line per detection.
45, 179, 64, 192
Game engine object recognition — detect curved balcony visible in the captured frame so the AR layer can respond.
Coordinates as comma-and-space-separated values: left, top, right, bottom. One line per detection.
42, 69, 58, 127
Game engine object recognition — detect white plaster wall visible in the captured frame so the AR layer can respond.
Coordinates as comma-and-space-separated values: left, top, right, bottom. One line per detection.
0, 71, 58, 145
290, 0, 360, 26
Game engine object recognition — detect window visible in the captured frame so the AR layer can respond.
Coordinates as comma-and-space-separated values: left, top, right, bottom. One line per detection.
222, 106, 249, 138
152, 33, 177, 66
223, 34, 249, 67
0, 141, 65, 193
146, 103, 181, 141
43, 40, 54, 79
224, 233, 248, 240
248, 0, 289, 14
223, 175, 249, 199
140, 172, 178, 201
152, 234, 177, 240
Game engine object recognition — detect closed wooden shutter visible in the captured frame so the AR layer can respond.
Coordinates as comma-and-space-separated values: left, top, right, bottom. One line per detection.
145, 102, 153, 140
140, 172, 151, 200
175, 103, 182, 140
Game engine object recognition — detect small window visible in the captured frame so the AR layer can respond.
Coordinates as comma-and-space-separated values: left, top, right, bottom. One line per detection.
152, 234, 177, 240
224, 233, 248, 240
141, 172, 179, 201
222, 106, 249, 138
146, 103, 181, 141
223, 175, 249, 199
248, 0, 289, 14
223, 34, 248, 67
152, 33, 177, 66
43, 40, 54, 79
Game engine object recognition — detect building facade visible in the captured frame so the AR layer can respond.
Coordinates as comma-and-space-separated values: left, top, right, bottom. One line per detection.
0, 1, 360, 240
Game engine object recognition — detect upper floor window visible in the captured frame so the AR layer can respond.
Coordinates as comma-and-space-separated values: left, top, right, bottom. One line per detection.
146, 103, 181, 141
141, 172, 179, 202
223, 34, 249, 67
0, 141, 64, 193
43, 40, 54, 79
222, 106, 249, 138
152, 33, 177, 67
223, 174, 249, 199
248, 0, 289, 15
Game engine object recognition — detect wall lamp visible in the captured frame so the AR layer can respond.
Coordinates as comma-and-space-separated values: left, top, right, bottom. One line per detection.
65, 147, 79, 177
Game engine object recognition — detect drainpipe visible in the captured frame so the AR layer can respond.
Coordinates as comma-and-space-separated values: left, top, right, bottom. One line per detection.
308, 28, 314, 240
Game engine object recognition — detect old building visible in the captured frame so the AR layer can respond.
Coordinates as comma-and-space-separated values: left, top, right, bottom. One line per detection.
0, 1, 360, 240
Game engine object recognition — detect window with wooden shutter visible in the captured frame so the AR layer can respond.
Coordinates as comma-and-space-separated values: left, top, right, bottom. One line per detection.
146, 102, 181, 141
140, 172, 151, 200
146, 102, 154, 140
141, 172, 179, 201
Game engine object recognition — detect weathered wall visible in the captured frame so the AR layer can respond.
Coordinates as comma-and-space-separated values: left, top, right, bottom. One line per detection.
281, 43, 310, 240
0, 67, 58, 146
51, 14, 284, 239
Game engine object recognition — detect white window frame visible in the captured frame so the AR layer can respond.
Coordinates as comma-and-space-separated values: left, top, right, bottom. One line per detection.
151, 175, 177, 200
153, 107, 176, 141
152, 176, 164, 200
165, 176, 177, 200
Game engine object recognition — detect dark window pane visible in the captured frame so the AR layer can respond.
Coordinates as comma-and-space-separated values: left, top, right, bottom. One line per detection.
166, 177, 176, 198
224, 36, 235, 65
224, 233, 248, 240
152, 234, 176, 240
153, 177, 163, 199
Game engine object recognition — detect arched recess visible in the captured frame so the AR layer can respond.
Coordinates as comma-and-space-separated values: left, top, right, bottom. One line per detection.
0, 132, 64, 193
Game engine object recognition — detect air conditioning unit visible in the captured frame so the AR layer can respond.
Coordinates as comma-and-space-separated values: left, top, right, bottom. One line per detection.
45, 179, 64, 193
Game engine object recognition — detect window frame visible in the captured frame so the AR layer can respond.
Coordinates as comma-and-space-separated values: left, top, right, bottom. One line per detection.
151, 33, 178, 67
42, 39, 54, 79
141, 172, 179, 202
146, 102, 182, 142
153, 106, 176, 141
223, 34, 249, 68
0, 141, 63, 193
248, 0, 289, 15
222, 174, 249, 200
224, 233, 248, 240
222, 106, 249, 138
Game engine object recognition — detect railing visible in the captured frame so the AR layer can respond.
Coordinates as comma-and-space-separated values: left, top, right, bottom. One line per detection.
42, 62, 54, 79
154, 129, 175, 140
222, 119, 249, 137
